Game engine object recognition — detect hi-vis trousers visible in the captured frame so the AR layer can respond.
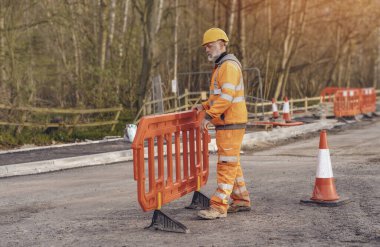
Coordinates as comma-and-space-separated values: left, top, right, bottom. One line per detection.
210, 128, 251, 213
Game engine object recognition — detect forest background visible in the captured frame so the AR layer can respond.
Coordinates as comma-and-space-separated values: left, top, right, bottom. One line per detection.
0, 0, 379, 147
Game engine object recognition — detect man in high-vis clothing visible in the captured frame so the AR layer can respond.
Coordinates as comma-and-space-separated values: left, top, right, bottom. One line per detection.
196, 28, 251, 220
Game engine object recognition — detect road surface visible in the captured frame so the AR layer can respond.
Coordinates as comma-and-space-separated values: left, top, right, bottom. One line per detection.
0, 119, 379, 246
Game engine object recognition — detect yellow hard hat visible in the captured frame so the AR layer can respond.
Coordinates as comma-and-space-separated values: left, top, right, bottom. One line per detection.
202, 28, 229, 46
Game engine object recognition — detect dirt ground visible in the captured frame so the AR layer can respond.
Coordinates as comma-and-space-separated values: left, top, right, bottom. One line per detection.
0, 119, 379, 246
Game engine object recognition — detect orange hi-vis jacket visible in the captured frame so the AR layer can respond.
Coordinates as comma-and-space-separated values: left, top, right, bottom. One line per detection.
202, 54, 248, 128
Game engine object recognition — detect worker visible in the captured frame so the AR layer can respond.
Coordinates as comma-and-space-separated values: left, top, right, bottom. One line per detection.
195, 28, 251, 220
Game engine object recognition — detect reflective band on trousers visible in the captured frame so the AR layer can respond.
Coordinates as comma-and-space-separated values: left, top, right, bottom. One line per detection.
219, 155, 238, 162
210, 89, 221, 95
214, 191, 227, 200
236, 177, 245, 183
218, 183, 233, 190
233, 186, 247, 195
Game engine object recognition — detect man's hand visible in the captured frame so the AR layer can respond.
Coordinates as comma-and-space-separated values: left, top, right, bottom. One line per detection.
201, 118, 211, 133
192, 104, 204, 112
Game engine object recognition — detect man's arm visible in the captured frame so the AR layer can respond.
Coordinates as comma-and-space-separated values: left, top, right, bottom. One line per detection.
205, 62, 240, 121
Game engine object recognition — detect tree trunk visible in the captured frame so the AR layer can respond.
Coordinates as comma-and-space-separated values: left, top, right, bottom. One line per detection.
0, 6, 5, 92
135, 0, 163, 109
274, 0, 307, 99
264, 0, 272, 99
375, 27, 380, 88
68, 1, 82, 106
238, 0, 247, 68
344, 40, 353, 88
119, 0, 130, 59
98, 0, 108, 72
227, 0, 237, 38
281, 0, 307, 97
173, 0, 179, 81
106, 0, 116, 62
274, 0, 295, 99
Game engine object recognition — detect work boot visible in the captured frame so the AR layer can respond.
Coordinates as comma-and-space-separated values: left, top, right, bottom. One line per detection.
227, 204, 251, 213
197, 207, 227, 220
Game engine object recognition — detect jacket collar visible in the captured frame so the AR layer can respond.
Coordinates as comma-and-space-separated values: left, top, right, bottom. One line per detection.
215, 53, 242, 69
214, 52, 228, 65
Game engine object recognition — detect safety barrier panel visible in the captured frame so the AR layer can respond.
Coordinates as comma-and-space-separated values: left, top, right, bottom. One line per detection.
333, 89, 361, 117
359, 88, 376, 114
132, 110, 210, 212
320, 87, 341, 102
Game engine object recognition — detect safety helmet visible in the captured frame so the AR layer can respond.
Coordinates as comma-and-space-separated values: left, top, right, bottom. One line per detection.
202, 28, 229, 46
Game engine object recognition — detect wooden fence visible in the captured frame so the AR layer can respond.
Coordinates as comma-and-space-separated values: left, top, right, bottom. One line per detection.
134, 89, 380, 123
0, 104, 123, 133
1, 89, 378, 131
134, 91, 328, 123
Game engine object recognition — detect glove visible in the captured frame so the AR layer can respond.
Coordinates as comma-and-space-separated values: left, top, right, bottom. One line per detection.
192, 104, 204, 112
200, 118, 210, 133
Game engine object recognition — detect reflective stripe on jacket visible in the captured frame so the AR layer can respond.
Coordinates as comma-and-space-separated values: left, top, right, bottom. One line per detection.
202, 54, 248, 126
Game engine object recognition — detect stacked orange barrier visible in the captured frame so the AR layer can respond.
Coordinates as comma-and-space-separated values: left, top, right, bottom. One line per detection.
359, 88, 376, 114
132, 110, 210, 212
322, 86, 377, 117
333, 89, 361, 117
320, 87, 341, 103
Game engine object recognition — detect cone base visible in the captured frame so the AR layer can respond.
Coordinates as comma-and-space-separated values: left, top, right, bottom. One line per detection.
311, 178, 339, 201
300, 196, 350, 207
282, 113, 291, 122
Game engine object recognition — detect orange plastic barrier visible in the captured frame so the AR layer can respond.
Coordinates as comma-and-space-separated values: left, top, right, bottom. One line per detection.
132, 110, 210, 212
359, 88, 376, 114
320, 87, 341, 102
333, 89, 361, 117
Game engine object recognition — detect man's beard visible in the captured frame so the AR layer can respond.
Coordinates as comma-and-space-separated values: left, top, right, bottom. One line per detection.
207, 53, 219, 62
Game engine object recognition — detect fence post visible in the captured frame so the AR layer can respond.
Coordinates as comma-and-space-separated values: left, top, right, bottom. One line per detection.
184, 89, 189, 110
68, 114, 81, 135
305, 97, 308, 112
15, 110, 27, 134
290, 98, 294, 115
69, 114, 80, 135
143, 100, 146, 116
254, 103, 258, 120
176, 95, 179, 112
111, 106, 122, 132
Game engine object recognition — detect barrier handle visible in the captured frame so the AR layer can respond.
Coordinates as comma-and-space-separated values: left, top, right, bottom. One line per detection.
133, 147, 142, 181
133, 149, 138, 180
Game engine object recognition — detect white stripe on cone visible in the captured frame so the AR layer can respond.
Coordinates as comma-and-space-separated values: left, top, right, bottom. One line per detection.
272, 103, 278, 112
316, 149, 333, 178
283, 102, 290, 113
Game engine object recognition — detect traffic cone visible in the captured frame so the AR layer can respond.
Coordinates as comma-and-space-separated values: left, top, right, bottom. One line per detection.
282, 97, 291, 122
271, 98, 279, 119
300, 130, 350, 206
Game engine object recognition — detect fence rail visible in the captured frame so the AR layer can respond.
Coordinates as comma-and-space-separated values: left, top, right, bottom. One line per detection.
135, 89, 380, 123
0, 104, 122, 132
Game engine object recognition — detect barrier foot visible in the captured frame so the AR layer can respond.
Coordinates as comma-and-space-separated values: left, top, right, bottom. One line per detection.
185, 191, 210, 210
300, 196, 350, 207
145, 210, 190, 234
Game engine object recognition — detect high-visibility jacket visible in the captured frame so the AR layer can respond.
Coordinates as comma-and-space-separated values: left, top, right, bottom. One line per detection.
202, 54, 247, 128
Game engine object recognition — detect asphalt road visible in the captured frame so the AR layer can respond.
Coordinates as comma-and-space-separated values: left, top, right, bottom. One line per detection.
0, 119, 379, 246
0, 140, 130, 166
